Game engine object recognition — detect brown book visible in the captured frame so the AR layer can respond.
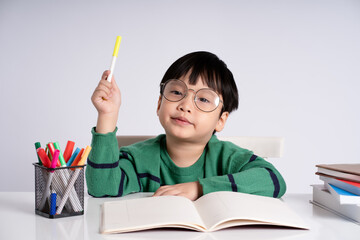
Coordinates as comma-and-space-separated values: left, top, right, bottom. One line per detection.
316, 172, 360, 184
316, 164, 360, 182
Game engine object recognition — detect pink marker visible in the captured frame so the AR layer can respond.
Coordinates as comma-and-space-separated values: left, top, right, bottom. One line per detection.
50, 150, 60, 170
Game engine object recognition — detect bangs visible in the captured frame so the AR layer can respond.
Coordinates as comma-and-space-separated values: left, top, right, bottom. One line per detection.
161, 52, 224, 94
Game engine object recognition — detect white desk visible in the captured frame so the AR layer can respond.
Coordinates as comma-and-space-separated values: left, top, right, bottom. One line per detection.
0, 192, 359, 240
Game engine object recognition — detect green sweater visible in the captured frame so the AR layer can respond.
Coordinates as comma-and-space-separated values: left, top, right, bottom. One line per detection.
86, 128, 286, 198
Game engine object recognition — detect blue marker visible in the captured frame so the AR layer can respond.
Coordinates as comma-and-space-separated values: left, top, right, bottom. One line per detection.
50, 193, 57, 215
66, 148, 81, 166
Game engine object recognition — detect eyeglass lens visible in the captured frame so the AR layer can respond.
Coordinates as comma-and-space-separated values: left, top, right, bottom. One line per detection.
162, 79, 221, 112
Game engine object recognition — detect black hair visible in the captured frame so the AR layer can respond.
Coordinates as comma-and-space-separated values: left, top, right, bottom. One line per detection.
160, 51, 239, 114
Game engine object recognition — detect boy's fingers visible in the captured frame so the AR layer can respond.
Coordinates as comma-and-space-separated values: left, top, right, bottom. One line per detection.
96, 84, 112, 96
92, 90, 108, 102
100, 70, 119, 91
99, 79, 112, 88
92, 83, 114, 100
153, 186, 168, 196
153, 186, 181, 197
101, 70, 110, 81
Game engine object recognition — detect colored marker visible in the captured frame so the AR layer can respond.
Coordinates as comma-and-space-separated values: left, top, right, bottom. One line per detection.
34, 142, 42, 165
66, 147, 80, 167
37, 148, 52, 168
53, 142, 66, 166
63, 140, 75, 163
47, 142, 55, 156
56, 146, 91, 214
50, 150, 59, 170
78, 145, 91, 166
47, 142, 60, 167
49, 192, 57, 216
107, 36, 122, 82
38, 150, 60, 211
70, 148, 84, 169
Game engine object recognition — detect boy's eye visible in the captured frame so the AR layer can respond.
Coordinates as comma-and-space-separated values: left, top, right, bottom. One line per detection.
170, 90, 183, 96
197, 97, 210, 104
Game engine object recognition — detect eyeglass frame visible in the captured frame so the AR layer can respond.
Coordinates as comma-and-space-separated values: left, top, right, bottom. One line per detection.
160, 79, 224, 113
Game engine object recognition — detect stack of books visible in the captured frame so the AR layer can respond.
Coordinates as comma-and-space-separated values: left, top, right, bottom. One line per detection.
311, 163, 360, 223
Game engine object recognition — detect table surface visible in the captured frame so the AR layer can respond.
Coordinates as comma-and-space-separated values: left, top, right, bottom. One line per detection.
1, 192, 359, 240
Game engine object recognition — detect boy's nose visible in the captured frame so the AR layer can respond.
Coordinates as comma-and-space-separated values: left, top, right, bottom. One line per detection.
178, 90, 195, 113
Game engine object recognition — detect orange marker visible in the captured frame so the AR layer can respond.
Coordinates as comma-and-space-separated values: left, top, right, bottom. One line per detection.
70, 148, 84, 169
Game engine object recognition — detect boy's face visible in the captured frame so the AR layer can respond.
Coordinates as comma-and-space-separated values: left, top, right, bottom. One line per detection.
157, 73, 229, 144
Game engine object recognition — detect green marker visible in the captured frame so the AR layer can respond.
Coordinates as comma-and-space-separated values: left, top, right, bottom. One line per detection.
34, 142, 42, 165
53, 142, 66, 166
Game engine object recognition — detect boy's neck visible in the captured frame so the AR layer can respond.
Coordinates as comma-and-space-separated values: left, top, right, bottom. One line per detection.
165, 136, 208, 168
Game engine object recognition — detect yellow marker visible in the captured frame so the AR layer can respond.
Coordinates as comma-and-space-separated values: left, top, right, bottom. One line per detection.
107, 36, 122, 82
77, 145, 91, 166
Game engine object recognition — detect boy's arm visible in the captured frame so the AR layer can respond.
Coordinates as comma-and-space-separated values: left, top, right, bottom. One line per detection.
87, 70, 140, 197
85, 128, 141, 197
199, 155, 286, 198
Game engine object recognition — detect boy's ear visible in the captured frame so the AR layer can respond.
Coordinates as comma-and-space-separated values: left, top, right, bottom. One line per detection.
215, 111, 229, 132
156, 95, 162, 116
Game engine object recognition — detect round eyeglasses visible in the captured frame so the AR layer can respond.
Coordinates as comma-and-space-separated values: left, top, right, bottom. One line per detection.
160, 79, 223, 112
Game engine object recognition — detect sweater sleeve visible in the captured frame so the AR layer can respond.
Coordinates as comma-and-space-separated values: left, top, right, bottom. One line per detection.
199, 152, 286, 198
85, 127, 141, 197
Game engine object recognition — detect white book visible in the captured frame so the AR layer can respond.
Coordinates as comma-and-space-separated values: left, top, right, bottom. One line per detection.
100, 191, 308, 234
311, 184, 360, 224
324, 182, 360, 205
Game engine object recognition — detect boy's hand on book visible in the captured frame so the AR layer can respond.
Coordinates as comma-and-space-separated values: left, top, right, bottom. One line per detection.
152, 181, 203, 201
91, 70, 121, 115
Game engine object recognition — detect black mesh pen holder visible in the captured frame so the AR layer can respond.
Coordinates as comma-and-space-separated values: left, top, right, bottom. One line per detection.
33, 163, 86, 218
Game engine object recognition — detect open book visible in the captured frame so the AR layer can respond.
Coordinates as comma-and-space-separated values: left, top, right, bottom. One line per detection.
100, 191, 308, 234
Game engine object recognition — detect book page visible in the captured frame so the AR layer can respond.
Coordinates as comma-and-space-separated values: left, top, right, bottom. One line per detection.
194, 191, 308, 231
101, 195, 205, 233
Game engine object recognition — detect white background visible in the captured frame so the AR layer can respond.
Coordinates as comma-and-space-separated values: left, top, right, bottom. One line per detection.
1, 0, 359, 193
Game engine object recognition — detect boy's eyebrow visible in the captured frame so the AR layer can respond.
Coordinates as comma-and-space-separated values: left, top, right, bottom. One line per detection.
183, 81, 224, 100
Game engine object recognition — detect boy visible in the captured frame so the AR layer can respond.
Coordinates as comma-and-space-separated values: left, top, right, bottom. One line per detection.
86, 51, 286, 200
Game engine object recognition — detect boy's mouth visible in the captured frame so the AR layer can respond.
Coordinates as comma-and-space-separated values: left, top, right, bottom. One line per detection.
171, 117, 193, 125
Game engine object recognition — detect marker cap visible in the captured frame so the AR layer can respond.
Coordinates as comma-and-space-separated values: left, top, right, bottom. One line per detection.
35, 142, 42, 165
112, 36, 122, 57
63, 140, 75, 163
78, 146, 91, 166
37, 148, 52, 168
50, 149, 60, 170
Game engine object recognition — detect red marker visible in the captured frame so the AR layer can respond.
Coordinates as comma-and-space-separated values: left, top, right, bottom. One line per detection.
47, 142, 60, 167
63, 141, 75, 163
37, 148, 52, 168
